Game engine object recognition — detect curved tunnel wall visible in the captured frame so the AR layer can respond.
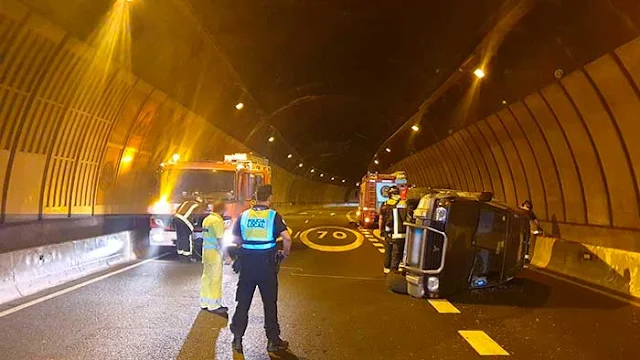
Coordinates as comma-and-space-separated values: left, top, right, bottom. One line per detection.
391, 35, 640, 252
0, 1, 346, 238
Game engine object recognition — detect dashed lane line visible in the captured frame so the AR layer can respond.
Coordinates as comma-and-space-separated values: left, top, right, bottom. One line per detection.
377, 248, 385, 253
372, 243, 385, 248
428, 299, 461, 314
367, 238, 377, 242
458, 330, 509, 356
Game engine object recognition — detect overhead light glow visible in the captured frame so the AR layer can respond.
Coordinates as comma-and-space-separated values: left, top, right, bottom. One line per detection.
235, 102, 244, 110
331, 177, 335, 181
268, 136, 275, 143
385, 148, 391, 153
342, 179, 346, 183
320, 173, 324, 177
411, 125, 419, 132
310, 169, 315, 173
171, 153, 180, 163
287, 154, 293, 159
298, 163, 303, 168
356, 182, 360, 186
502, 100, 507, 105
473, 68, 486, 79
374, 159, 379, 165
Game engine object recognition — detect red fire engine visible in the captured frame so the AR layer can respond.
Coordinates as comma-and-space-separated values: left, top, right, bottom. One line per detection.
148, 153, 271, 247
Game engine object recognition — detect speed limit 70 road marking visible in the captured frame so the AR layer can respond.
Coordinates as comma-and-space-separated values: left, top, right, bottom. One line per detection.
299, 226, 364, 252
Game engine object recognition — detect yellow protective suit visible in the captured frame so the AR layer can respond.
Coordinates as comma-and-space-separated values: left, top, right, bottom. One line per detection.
200, 212, 225, 310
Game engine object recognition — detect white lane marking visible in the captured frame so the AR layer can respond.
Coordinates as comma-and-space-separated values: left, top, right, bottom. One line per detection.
0, 253, 170, 319
428, 299, 461, 314
377, 248, 385, 253
293, 231, 300, 239
372, 243, 385, 248
368, 238, 378, 242
529, 267, 640, 308
291, 273, 382, 281
458, 330, 509, 356
280, 266, 304, 271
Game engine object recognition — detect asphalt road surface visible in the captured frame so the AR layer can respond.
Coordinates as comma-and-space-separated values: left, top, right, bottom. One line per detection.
0, 206, 638, 359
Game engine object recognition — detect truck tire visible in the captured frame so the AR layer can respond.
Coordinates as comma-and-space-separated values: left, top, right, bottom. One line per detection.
386, 272, 408, 294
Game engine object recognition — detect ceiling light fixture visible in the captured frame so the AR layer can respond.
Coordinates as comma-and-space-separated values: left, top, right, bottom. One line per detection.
268, 136, 275, 143
411, 125, 419, 132
298, 163, 303, 168
235, 102, 244, 110
473, 68, 486, 79
385, 148, 391, 153
287, 154, 293, 159
374, 159, 379, 165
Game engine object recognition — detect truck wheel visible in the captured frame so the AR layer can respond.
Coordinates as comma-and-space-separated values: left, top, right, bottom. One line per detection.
386, 272, 408, 294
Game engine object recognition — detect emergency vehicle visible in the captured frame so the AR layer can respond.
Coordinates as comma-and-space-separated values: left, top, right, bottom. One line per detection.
357, 171, 408, 228
148, 153, 271, 247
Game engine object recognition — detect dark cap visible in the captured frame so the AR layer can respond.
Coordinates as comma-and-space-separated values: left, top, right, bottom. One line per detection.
256, 185, 273, 202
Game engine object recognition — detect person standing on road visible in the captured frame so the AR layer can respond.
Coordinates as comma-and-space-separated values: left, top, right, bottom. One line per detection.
173, 197, 207, 263
379, 186, 407, 274
520, 200, 542, 262
199, 200, 230, 315
230, 185, 292, 353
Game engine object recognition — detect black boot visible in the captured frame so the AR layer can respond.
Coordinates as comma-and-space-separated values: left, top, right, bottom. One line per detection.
232, 337, 243, 353
267, 338, 289, 352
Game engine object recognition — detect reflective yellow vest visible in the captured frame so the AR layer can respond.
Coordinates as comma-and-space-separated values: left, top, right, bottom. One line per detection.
239, 208, 277, 250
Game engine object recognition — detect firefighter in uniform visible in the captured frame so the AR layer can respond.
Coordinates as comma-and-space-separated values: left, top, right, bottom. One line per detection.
379, 186, 408, 274
230, 185, 291, 353
199, 200, 229, 315
173, 197, 206, 262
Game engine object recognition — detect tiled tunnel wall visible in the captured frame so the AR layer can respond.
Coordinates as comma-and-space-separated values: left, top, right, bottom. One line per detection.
0, 1, 346, 239
390, 35, 640, 253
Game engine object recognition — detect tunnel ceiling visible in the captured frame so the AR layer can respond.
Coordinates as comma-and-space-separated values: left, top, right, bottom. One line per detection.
187, 0, 507, 180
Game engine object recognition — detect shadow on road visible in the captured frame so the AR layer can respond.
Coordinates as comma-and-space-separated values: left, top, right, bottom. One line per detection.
449, 273, 625, 310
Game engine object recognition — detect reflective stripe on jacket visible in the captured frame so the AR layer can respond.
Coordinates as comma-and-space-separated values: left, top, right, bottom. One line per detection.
240, 208, 277, 250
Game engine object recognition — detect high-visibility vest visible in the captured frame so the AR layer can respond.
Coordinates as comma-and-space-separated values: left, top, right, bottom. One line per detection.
383, 199, 407, 239
239, 208, 277, 250
174, 200, 201, 231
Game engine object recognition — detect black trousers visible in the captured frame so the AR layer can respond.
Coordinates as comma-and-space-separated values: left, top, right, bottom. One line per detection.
174, 218, 192, 256
230, 249, 280, 341
391, 238, 406, 270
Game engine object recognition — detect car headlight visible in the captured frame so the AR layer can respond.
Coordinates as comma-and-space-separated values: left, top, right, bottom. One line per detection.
427, 276, 439, 292
434, 206, 447, 222
150, 199, 171, 214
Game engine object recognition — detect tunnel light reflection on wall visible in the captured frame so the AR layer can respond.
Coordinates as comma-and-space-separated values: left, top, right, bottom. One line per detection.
235, 102, 244, 110
473, 68, 486, 79
411, 125, 420, 132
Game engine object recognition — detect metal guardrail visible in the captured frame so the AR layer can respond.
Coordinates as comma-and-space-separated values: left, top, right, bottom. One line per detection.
401, 223, 448, 275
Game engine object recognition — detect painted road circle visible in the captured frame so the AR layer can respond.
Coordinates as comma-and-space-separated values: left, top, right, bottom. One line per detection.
300, 226, 364, 252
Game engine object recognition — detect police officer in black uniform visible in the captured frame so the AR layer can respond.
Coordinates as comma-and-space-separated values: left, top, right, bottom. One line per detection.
379, 186, 409, 273
230, 185, 292, 353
